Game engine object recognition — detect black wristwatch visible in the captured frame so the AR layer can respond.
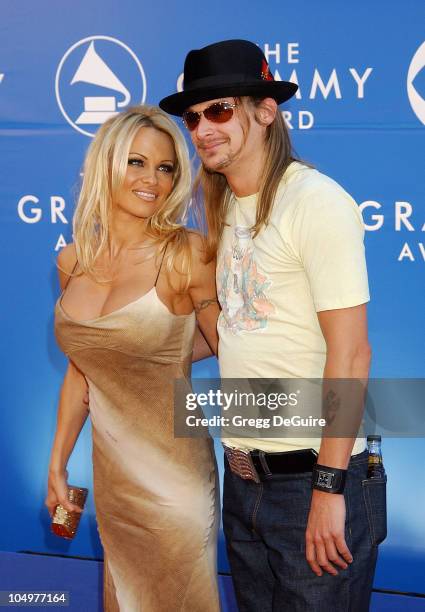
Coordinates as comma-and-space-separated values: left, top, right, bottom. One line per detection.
312, 464, 347, 494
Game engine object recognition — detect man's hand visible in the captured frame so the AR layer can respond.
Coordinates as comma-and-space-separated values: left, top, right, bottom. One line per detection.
305, 490, 353, 576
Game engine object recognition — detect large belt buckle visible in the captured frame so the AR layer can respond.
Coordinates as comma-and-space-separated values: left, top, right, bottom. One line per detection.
224, 446, 260, 484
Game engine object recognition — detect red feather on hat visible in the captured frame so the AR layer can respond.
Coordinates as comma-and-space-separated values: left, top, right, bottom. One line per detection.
261, 59, 274, 81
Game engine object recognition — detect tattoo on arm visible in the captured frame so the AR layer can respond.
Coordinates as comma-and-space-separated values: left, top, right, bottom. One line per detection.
324, 389, 340, 425
194, 298, 219, 314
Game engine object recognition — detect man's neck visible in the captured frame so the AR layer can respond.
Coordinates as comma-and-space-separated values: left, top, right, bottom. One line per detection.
223, 148, 266, 198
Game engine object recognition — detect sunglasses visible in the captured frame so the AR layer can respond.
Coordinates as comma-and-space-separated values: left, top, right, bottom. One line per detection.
182, 101, 238, 131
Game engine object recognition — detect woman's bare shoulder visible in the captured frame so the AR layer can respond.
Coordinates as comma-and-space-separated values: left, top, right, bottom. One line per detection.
186, 229, 207, 256
57, 243, 78, 290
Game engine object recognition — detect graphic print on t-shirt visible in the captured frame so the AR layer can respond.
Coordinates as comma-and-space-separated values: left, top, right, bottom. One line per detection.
217, 226, 275, 334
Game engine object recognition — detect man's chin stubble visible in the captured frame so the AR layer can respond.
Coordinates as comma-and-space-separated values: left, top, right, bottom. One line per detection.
201, 154, 233, 173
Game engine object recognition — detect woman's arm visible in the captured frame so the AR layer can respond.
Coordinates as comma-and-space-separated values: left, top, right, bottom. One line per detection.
45, 361, 89, 516
45, 244, 88, 516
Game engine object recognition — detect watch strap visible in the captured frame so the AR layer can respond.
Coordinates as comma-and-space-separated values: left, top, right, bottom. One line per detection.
312, 463, 347, 494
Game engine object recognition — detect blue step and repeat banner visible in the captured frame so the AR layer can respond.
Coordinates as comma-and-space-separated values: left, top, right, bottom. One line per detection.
1, 0, 424, 595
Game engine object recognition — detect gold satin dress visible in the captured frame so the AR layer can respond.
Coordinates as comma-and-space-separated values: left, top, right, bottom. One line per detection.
55, 278, 220, 611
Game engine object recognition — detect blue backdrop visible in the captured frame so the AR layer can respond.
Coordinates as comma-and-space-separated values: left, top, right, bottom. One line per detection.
1, 0, 424, 595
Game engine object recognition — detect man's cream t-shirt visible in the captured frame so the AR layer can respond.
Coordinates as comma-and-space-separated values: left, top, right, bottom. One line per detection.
216, 162, 369, 455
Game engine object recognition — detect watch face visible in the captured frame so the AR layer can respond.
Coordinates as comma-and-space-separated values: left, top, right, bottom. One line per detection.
317, 470, 334, 488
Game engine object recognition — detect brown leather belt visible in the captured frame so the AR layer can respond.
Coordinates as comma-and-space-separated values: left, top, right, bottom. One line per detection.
224, 445, 318, 483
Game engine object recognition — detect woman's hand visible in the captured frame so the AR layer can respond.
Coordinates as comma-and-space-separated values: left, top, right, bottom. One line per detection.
45, 469, 83, 517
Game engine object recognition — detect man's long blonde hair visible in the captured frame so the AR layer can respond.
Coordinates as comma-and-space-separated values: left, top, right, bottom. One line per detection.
194, 97, 298, 262
73, 105, 193, 280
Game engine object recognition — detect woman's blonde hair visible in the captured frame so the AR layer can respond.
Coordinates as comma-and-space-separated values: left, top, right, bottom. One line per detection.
72, 105, 193, 281
194, 97, 300, 262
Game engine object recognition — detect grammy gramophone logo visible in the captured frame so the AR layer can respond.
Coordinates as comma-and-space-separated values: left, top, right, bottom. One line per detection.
55, 35, 146, 137
407, 40, 425, 125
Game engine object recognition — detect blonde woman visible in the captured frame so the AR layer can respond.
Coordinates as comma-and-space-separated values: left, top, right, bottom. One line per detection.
45, 106, 220, 611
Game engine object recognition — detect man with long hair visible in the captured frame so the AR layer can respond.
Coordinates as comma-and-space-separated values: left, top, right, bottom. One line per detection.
160, 40, 385, 611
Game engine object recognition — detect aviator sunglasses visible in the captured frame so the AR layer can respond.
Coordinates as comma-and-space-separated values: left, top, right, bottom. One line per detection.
182, 101, 238, 131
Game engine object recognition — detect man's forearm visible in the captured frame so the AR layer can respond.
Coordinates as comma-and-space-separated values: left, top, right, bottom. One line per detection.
192, 326, 215, 362
317, 344, 371, 469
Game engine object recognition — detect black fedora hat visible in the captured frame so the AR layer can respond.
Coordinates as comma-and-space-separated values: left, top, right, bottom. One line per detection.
159, 39, 298, 116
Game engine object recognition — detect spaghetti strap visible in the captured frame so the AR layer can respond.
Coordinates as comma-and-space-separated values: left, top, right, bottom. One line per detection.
63, 259, 79, 291
154, 243, 168, 287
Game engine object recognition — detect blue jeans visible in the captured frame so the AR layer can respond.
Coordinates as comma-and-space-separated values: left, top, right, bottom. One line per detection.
223, 450, 387, 612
